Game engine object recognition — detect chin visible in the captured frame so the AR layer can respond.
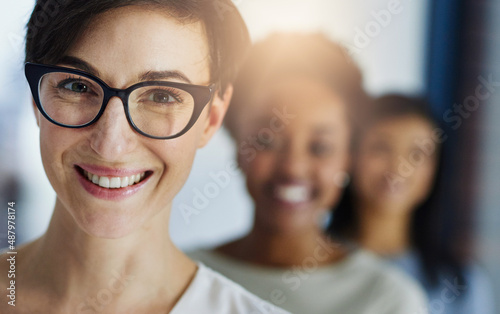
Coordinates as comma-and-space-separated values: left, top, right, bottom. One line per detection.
75, 210, 144, 239
257, 209, 316, 235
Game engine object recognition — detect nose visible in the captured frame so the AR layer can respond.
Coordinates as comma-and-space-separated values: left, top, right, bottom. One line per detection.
89, 97, 138, 160
276, 141, 310, 179
386, 150, 408, 179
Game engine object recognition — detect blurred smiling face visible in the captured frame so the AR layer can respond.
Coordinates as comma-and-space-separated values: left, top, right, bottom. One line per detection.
352, 115, 438, 214
35, 6, 221, 238
236, 76, 350, 234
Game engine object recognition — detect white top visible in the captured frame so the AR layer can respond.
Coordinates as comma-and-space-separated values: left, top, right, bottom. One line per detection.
188, 249, 429, 314
171, 263, 290, 314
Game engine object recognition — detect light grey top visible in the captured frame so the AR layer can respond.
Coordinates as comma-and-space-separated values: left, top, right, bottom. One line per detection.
188, 248, 429, 314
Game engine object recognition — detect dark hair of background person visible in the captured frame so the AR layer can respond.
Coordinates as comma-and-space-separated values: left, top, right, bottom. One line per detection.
25, 0, 250, 96
224, 32, 369, 142
327, 94, 467, 287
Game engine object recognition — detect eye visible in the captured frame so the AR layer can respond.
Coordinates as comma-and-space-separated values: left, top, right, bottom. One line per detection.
148, 92, 176, 104
255, 136, 276, 150
410, 149, 427, 163
310, 142, 333, 156
138, 87, 185, 106
369, 141, 390, 154
62, 81, 89, 93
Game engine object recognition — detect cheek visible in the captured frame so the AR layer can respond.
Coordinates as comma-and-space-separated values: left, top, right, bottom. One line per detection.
152, 136, 197, 186
243, 152, 277, 200
355, 156, 383, 182
352, 155, 386, 196
412, 162, 437, 197
157, 114, 210, 179
316, 155, 348, 206
243, 152, 276, 180
136, 137, 200, 216
39, 123, 77, 182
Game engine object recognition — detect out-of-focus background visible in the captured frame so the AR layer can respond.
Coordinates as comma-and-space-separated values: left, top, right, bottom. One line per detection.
0, 0, 498, 311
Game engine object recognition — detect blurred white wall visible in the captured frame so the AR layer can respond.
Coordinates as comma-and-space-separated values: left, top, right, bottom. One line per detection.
0, 0, 430, 249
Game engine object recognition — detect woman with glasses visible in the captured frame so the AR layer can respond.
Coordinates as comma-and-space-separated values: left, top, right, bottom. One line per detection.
0, 1, 289, 313
189, 33, 429, 314
328, 95, 495, 314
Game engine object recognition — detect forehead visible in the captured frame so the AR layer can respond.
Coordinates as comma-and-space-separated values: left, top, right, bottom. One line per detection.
367, 116, 435, 142
65, 5, 210, 86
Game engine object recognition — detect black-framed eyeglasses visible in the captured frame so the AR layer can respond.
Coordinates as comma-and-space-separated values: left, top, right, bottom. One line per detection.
25, 62, 215, 139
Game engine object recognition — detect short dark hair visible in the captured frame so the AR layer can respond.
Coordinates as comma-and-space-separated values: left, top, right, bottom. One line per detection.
225, 33, 368, 140
364, 94, 437, 130
350, 94, 438, 151
25, 0, 250, 94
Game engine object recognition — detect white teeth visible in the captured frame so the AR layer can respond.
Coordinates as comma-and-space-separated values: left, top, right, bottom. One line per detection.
82, 170, 146, 189
109, 177, 121, 188
99, 177, 110, 188
120, 176, 129, 188
275, 185, 310, 203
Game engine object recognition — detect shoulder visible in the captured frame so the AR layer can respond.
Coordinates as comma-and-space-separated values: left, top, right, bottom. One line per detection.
458, 263, 496, 314
186, 248, 212, 261
464, 263, 494, 291
187, 248, 252, 275
186, 248, 223, 270
172, 263, 289, 314
346, 250, 429, 314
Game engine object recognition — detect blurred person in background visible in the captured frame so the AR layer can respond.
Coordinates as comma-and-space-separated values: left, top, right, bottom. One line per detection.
0, 0, 291, 313
328, 94, 495, 314
189, 33, 429, 314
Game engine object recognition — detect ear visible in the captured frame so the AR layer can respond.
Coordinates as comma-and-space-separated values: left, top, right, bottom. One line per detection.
198, 84, 233, 148
32, 99, 41, 127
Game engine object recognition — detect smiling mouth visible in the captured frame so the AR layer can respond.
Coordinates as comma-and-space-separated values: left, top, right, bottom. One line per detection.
273, 184, 311, 204
77, 167, 151, 189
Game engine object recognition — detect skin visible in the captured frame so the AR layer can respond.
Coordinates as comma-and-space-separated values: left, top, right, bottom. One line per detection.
0, 6, 231, 313
352, 115, 439, 255
219, 76, 351, 267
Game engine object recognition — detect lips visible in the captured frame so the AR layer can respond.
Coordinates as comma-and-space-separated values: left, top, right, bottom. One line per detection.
75, 164, 152, 201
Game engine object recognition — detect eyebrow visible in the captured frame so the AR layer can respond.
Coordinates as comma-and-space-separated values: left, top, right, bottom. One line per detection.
59, 56, 193, 84
139, 70, 192, 84
59, 56, 101, 76
314, 126, 336, 134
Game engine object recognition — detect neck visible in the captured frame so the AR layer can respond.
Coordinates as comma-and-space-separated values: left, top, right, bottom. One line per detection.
356, 200, 412, 256
221, 217, 345, 267
23, 198, 195, 312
